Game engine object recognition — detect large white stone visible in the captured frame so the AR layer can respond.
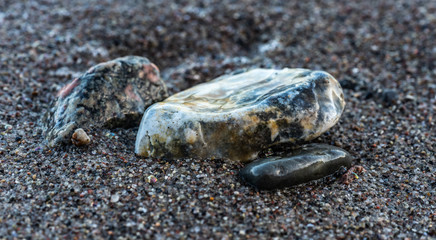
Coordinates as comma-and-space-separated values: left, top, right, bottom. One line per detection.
136, 68, 345, 162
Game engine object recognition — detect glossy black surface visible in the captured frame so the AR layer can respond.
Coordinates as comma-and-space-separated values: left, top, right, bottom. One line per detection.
240, 144, 353, 190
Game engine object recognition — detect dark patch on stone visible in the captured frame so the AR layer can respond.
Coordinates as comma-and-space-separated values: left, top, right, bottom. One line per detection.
41, 56, 168, 147
239, 144, 353, 190
278, 122, 305, 140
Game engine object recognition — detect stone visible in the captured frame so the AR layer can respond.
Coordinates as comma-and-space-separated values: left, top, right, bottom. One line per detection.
136, 68, 345, 161
239, 144, 353, 190
71, 128, 91, 146
380, 89, 398, 106
42, 56, 168, 147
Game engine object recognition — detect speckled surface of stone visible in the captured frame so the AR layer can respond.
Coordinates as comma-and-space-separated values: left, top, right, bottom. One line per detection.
239, 144, 353, 190
42, 56, 168, 147
136, 68, 345, 161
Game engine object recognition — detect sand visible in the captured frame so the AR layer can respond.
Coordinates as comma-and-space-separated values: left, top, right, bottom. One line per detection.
0, 0, 434, 238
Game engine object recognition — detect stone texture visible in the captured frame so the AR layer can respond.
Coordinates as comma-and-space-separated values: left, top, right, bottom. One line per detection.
42, 56, 168, 147
136, 68, 345, 161
239, 144, 353, 190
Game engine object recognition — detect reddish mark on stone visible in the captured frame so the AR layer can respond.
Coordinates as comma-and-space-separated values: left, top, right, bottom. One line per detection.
57, 78, 80, 98
150, 63, 160, 73
138, 64, 160, 84
124, 84, 142, 102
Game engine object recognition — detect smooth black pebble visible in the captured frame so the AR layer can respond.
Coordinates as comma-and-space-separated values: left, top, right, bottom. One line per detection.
239, 144, 353, 190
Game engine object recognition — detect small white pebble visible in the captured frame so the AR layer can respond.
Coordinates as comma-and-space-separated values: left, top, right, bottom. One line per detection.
71, 128, 91, 146
110, 194, 120, 203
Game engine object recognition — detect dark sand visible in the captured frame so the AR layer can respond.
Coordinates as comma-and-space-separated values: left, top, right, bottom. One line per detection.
0, 0, 435, 239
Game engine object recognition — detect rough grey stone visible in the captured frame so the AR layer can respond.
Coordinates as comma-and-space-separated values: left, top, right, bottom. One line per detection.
136, 68, 345, 161
239, 144, 353, 190
42, 56, 168, 147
